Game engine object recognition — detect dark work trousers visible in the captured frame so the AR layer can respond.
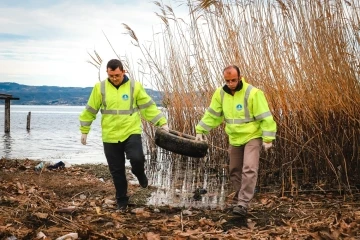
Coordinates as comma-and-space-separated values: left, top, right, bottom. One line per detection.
229, 138, 262, 208
103, 134, 146, 205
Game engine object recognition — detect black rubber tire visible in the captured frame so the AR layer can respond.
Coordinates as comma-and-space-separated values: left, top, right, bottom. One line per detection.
154, 128, 208, 158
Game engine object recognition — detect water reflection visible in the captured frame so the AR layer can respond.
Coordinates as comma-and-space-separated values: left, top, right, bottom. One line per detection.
0, 105, 105, 163
2, 133, 13, 158
146, 150, 231, 209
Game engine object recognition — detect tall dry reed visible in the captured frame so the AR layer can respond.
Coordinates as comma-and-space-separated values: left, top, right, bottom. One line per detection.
98, 0, 359, 194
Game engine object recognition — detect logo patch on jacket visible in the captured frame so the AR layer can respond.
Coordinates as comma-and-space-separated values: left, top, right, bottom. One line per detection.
236, 104, 243, 111
122, 94, 129, 101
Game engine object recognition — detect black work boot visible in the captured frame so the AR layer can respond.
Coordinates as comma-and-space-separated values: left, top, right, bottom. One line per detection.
137, 173, 148, 188
233, 205, 247, 216
116, 196, 129, 212
117, 203, 127, 211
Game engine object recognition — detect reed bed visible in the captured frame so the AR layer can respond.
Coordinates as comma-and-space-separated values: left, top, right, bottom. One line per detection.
94, 0, 360, 194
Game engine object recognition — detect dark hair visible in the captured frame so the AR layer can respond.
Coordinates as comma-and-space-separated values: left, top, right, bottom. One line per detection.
106, 59, 124, 71
223, 65, 241, 78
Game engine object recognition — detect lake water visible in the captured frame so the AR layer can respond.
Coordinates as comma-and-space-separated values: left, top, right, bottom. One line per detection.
0, 105, 105, 165
0, 105, 231, 208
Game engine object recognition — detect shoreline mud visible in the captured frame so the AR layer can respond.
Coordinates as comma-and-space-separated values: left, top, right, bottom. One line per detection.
1, 158, 359, 239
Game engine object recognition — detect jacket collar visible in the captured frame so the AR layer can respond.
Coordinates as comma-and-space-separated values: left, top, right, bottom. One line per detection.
222, 79, 243, 95
107, 75, 129, 89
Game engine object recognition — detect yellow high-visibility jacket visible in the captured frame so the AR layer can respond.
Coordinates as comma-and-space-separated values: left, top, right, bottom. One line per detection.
196, 78, 277, 146
79, 77, 167, 143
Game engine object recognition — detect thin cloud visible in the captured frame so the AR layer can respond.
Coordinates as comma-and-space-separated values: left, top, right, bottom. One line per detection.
0, 33, 32, 41
0, 0, 186, 87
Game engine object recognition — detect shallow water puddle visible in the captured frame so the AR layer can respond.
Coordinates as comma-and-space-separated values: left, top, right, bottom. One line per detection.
144, 152, 232, 208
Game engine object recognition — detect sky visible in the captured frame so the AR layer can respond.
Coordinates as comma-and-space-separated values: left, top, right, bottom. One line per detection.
0, 0, 185, 88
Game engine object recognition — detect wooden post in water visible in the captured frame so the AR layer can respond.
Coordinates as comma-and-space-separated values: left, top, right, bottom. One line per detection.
4, 99, 10, 133
0, 93, 20, 133
26, 111, 31, 131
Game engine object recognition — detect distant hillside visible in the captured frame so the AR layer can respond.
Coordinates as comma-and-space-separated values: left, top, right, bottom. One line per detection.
0, 82, 164, 106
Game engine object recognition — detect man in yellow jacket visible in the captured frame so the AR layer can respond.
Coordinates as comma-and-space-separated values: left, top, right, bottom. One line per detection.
79, 59, 169, 210
195, 65, 277, 216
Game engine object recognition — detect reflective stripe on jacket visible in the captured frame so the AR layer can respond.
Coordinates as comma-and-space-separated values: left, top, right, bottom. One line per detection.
195, 78, 277, 146
79, 78, 167, 143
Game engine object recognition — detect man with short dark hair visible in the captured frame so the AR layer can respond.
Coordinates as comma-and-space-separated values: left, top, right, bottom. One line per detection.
195, 65, 277, 216
79, 59, 169, 210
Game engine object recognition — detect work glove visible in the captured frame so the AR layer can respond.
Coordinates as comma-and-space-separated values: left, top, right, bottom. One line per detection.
195, 133, 207, 142
81, 134, 87, 145
262, 142, 273, 151
161, 124, 169, 132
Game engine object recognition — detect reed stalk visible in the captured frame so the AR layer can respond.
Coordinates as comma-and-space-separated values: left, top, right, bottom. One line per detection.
101, 0, 360, 193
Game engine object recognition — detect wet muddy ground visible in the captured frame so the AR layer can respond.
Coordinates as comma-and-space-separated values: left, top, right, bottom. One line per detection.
1, 157, 360, 239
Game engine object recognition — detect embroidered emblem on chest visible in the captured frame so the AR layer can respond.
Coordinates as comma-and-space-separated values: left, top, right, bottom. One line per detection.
236, 104, 243, 111
122, 94, 129, 101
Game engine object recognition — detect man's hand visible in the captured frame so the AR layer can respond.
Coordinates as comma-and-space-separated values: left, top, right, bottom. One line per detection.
161, 124, 169, 132
81, 134, 87, 145
262, 142, 272, 151
195, 133, 207, 142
